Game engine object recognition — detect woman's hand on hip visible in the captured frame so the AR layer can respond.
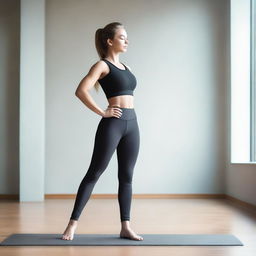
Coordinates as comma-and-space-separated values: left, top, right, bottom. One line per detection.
103, 107, 123, 118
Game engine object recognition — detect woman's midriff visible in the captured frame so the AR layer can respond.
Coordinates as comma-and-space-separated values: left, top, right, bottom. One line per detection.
107, 95, 134, 109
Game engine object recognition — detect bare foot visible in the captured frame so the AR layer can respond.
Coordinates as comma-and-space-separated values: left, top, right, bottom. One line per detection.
62, 220, 78, 240
120, 228, 143, 241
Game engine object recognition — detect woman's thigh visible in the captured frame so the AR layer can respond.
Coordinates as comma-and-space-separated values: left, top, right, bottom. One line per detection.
116, 118, 140, 182
87, 117, 126, 173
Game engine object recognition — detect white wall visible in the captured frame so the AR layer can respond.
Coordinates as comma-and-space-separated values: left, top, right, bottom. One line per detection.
45, 0, 228, 195
20, 0, 45, 201
2, 0, 254, 206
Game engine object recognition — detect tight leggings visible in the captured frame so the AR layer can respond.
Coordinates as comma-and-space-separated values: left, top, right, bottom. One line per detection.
70, 107, 140, 222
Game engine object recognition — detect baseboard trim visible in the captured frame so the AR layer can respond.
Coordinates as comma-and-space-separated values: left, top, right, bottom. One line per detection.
0, 193, 226, 200
225, 194, 256, 212
44, 193, 226, 199
0, 194, 255, 212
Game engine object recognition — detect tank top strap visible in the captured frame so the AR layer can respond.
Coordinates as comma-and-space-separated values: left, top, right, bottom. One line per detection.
121, 62, 128, 70
101, 59, 109, 64
101, 59, 127, 70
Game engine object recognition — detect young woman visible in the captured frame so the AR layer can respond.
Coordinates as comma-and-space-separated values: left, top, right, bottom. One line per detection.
62, 22, 143, 241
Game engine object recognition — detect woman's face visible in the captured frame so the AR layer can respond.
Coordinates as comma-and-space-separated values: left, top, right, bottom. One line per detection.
107, 27, 129, 52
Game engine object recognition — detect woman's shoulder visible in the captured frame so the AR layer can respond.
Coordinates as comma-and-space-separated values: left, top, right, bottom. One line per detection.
90, 59, 109, 72
92, 59, 131, 71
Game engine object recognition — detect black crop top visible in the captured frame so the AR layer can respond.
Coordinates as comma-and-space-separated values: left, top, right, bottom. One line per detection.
98, 59, 137, 99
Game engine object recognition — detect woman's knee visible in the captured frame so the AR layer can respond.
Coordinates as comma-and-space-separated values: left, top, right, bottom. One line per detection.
84, 167, 105, 182
118, 171, 133, 184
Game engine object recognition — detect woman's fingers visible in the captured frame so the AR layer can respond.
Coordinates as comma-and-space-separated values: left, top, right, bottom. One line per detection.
105, 106, 123, 118
113, 108, 122, 118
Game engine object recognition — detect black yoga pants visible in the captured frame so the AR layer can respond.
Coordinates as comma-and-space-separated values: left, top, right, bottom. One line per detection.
70, 107, 140, 222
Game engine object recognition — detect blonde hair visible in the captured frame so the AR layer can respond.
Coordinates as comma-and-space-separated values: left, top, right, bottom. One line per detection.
94, 22, 124, 92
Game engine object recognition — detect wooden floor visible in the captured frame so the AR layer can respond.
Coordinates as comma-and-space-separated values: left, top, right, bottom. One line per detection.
0, 198, 255, 256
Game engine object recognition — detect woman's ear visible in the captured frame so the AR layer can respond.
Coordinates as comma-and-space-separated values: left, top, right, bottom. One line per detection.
106, 38, 113, 47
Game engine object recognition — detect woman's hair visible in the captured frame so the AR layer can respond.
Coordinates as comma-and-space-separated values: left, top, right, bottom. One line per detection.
94, 22, 124, 92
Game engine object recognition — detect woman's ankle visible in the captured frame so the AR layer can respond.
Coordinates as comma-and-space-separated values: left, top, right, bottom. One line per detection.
69, 219, 78, 225
121, 220, 130, 229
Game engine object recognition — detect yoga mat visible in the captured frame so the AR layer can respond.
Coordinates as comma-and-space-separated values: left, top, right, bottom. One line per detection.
0, 233, 243, 246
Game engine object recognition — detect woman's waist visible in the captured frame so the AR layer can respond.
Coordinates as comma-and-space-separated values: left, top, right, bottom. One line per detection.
108, 105, 134, 109
106, 105, 137, 120
107, 95, 134, 109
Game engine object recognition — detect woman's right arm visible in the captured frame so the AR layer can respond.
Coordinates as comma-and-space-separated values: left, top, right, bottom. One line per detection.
75, 61, 106, 117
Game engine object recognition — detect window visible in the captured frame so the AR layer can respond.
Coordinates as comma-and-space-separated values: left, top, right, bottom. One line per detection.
231, 0, 254, 163
251, 0, 256, 161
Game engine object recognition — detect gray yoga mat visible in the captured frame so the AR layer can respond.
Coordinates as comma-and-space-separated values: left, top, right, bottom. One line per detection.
0, 233, 243, 246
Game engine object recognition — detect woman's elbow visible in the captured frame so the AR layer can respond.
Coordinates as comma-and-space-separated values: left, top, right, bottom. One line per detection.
75, 89, 88, 97
75, 89, 83, 96
75, 89, 80, 96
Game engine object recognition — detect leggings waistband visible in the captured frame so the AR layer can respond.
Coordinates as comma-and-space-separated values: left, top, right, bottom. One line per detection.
108, 107, 137, 120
